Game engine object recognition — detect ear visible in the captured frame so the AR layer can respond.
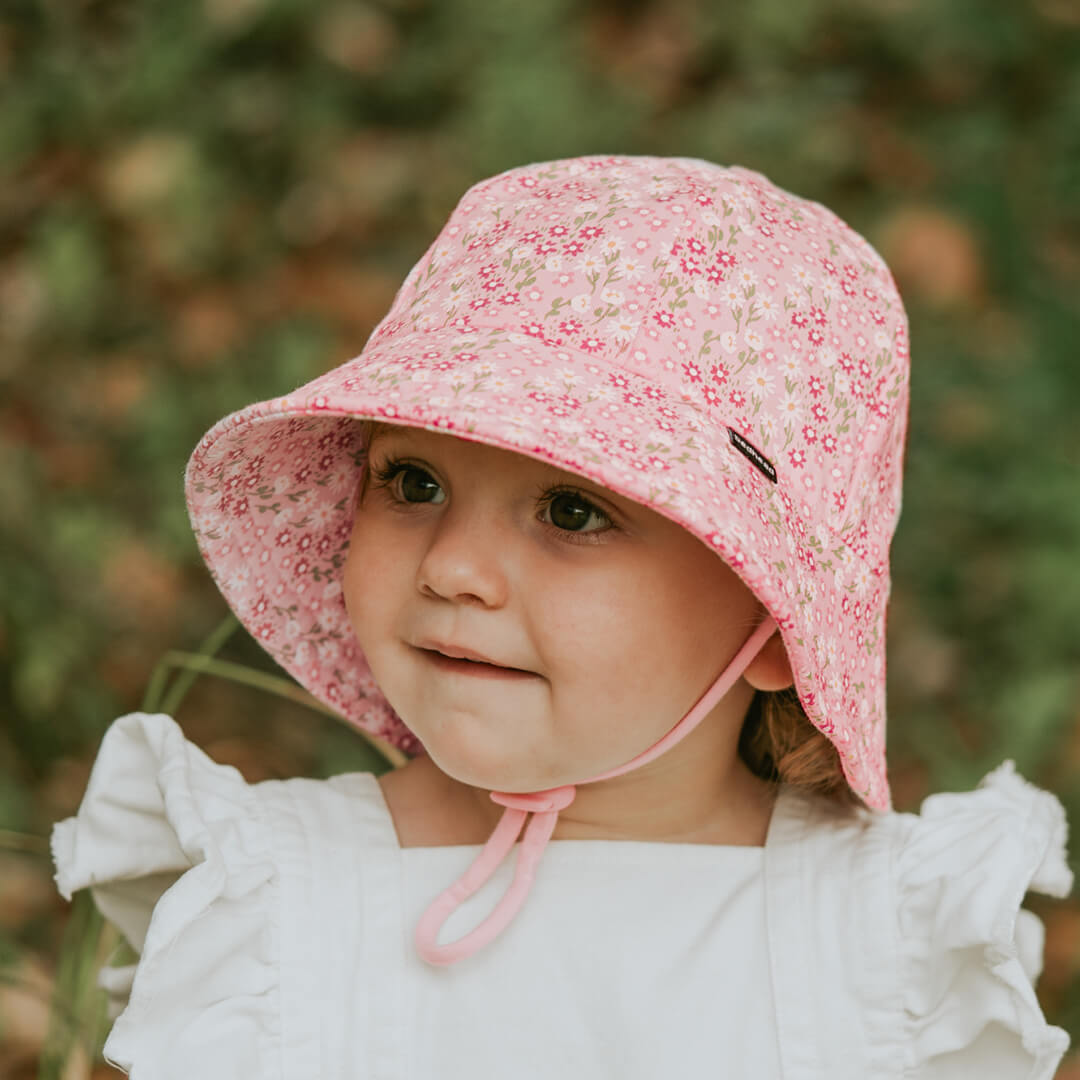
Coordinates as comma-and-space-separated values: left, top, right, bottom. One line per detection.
742, 630, 794, 692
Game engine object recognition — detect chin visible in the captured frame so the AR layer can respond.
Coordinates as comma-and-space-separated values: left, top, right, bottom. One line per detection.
417, 728, 564, 794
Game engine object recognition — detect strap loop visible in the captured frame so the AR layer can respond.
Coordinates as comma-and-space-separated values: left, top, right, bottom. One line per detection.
414, 614, 779, 965
491, 786, 576, 813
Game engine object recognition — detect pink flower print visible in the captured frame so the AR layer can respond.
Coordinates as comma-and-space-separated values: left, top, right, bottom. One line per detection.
643, 384, 664, 401
521, 230, 542, 245
821, 258, 837, 276
563, 239, 585, 257
711, 363, 730, 385
580, 336, 604, 353
549, 224, 569, 238
682, 360, 704, 382
622, 391, 645, 407
534, 238, 558, 257
618, 438, 637, 453
811, 402, 828, 424
702, 384, 722, 407
648, 455, 670, 471
810, 306, 827, 326
608, 371, 630, 389
790, 311, 809, 329
522, 321, 546, 338
807, 328, 824, 346
859, 357, 874, 381
716, 250, 737, 269
559, 318, 583, 336
469, 297, 490, 311
802, 424, 818, 444
498, 291, 519, 305
579, 224, 604, 240
433, 416, 455, 430
729, 388, 746, 408
706, 264, 727, 285
808, 374, 825, 397
481, 276, 505, 292
687, 237, 706, 256
821, 433, 838, 453
735, 414, 754, 437
632, 237, 649, 253
679, 256, 701, 276
789, 448, 807, 469
653, 310, 676, 330
838, 352, 856, 375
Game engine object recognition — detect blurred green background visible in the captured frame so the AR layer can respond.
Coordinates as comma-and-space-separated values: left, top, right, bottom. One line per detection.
2, 0, 1079, 1074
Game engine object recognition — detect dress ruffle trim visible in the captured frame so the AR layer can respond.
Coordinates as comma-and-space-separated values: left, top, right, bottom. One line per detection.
897, 760, 1072, 1078
51, 713, 280, 1078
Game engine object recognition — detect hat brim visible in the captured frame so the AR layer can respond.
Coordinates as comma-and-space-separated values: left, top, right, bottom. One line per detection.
186, 324, 890, 809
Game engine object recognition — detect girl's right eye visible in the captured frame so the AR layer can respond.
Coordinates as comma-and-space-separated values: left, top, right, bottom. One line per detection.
369, 461, 446, 505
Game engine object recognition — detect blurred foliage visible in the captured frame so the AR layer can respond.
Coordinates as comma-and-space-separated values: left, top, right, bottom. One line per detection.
1, 0, 1078, 1072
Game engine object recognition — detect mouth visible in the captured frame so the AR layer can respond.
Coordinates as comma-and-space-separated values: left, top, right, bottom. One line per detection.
412, 644, 540, 681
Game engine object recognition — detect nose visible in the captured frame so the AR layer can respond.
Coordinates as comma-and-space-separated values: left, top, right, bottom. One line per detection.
415, 503, 510, 609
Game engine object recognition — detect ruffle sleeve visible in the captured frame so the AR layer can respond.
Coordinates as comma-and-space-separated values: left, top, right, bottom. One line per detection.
897, 759, 1073, 1079
51, 712, 279, 1077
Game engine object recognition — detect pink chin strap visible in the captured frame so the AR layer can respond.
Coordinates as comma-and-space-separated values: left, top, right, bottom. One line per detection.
414, 614, 779, 966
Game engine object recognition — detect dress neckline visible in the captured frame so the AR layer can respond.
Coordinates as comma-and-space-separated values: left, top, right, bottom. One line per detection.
358, 770, 793, 854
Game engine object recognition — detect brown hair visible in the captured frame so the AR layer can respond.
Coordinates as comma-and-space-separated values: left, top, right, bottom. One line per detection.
738, 688, 866, 812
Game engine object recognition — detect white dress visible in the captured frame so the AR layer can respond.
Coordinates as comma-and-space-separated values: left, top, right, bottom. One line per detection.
52, 712, 1073, 1079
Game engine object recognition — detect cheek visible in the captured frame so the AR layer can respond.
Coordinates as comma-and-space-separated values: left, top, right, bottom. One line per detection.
341, 516, 401, 638
546, 553, 753, 722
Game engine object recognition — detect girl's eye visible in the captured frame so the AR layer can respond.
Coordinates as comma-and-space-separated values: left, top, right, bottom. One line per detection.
540, 491, 611, 534
371, 462, 446, 504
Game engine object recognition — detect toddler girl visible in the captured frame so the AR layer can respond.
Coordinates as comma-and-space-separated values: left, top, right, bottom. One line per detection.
53, 156, 1072, 1077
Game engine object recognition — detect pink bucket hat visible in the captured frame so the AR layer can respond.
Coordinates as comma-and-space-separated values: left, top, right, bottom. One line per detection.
186, 155, 909, 824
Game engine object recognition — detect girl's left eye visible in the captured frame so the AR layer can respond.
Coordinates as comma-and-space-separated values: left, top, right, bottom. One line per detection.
539, 490, 612, 534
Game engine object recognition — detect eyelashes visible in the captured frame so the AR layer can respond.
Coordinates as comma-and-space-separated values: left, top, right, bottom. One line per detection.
365, 456, 616, 541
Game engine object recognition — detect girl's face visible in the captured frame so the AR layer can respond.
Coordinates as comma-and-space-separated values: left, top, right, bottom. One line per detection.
342, 424, 765, 793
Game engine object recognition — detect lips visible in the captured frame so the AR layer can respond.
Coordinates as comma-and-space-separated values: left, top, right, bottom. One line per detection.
413, 639, 537, 677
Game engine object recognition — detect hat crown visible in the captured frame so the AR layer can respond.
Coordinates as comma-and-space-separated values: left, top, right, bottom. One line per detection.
368, 155, 908, 567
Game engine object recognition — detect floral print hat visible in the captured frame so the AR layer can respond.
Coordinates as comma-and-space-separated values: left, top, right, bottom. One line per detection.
186, 155, 910, 956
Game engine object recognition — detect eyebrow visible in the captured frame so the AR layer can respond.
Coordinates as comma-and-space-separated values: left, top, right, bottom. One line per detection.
364, 421, 406, 449
362, 423, 628, 510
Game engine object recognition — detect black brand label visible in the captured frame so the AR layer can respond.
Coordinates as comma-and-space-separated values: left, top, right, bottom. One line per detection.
728, 428, 777, 483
